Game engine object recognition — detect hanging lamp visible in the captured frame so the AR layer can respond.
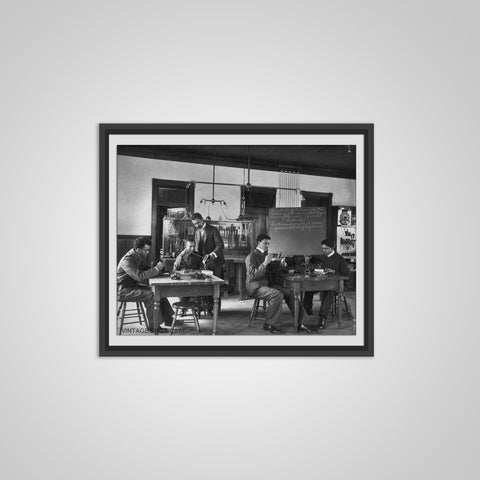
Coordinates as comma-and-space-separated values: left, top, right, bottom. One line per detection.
200, 146, 227, 208
237, 145, 256, 221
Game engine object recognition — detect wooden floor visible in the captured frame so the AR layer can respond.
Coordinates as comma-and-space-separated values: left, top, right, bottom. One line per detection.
117, 291, 356, 336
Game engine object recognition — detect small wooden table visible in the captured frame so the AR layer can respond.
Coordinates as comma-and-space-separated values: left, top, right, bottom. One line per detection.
282, 273, 350, 329
149, 275, 227, 335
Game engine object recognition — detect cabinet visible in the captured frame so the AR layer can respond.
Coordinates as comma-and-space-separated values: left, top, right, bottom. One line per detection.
162, 217, 254, 259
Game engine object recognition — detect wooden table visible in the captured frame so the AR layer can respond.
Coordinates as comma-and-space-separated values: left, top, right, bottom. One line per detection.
282, 273, 350, 330
149, 275, 227, 335
164, 256, 246, 300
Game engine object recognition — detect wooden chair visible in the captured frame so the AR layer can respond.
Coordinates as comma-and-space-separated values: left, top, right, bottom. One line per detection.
330, 292, 355, 333
248, 298, 268, 327
117, 301, 147, 335
331, 293, 353, 322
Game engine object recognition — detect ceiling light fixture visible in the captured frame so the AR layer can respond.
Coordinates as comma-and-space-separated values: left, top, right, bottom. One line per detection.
200, 146, 227, 207
237, 146, 256, 221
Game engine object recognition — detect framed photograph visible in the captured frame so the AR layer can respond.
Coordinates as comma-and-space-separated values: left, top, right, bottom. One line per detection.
100, 124, 373, 356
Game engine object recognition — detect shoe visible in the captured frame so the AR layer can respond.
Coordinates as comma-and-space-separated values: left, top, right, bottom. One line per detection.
305, 310, 313, 315
298, 324, 313, 333
160, 320, 173, 329
263, 323, 283, 334
307, 317, 326, 333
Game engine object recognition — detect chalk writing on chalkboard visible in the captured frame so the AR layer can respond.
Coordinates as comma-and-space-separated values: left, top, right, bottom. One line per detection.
267, 207, 327, 255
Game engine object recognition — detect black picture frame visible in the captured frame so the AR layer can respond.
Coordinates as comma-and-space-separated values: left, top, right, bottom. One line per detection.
100, 123, 374, 356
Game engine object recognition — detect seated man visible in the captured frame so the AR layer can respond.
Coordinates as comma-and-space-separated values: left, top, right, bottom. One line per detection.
302, 238, 350, 330
173, 238, 203, 271
173, 238, 204, 309
117, 236, 174, 332
245, 234, 295, 334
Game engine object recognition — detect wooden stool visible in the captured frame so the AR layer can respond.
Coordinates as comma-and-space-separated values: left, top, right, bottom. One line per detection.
171, 300, 201, 334
180, 297, 208, 317
249, 298, 268, 327
117, 301, 147, 335
331, 293, 353, 322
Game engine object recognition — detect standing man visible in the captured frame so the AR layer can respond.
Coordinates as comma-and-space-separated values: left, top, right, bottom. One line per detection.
117, 237, 174, 332
302, 238, 350, 330
191, 212, 225, 314
245, 234, 296, 334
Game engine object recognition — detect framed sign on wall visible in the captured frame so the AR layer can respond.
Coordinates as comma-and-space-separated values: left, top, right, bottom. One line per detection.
99, 123, 374, 356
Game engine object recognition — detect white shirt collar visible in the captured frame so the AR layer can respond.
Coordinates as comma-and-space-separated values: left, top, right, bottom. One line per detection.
256, 246, 266, 254
327, 250, 335, 258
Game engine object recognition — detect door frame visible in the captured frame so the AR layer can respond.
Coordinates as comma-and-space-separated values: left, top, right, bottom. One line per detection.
151, 179, 195, 262
301, 190, 333, 239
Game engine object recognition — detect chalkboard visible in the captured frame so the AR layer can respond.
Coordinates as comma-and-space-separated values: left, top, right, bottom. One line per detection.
267, 207, 327, 255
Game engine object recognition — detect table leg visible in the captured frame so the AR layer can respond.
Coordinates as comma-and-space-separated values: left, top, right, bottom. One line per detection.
237, 264, 246, 300
153, 286, 161, 335
293, 283, 301, 330
212, 284, 220, 335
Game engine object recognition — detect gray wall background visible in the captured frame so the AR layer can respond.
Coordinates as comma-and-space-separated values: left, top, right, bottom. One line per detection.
1, 1, 478, 479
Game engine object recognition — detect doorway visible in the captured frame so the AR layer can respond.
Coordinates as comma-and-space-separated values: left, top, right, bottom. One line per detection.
151, 179, 195, 263
301, 191, 333, 239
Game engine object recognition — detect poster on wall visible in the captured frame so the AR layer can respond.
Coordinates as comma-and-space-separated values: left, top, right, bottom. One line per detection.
99, 124, 374, 356
337, 226, 356, 257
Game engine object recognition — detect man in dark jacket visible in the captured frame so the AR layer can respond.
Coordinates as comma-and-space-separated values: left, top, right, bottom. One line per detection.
302, 238, 350, 330
173, 237, 204, 308
245, 234, 295, 334
173, 238, 203, 271
117, 237, 174, 332
191, 212, 225, 314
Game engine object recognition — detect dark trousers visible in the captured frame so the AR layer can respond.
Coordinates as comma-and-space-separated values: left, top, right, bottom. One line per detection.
118, 286, 173, 328
203, 264, 223, 313
303, 290, 334, 319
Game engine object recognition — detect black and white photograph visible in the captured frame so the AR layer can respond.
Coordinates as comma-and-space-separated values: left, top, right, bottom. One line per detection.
4, 1, 480, 479
100, 124, 373, 355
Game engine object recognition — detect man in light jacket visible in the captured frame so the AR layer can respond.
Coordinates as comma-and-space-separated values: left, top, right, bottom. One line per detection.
245, 234, 295, 334
117, 237, 173, 332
